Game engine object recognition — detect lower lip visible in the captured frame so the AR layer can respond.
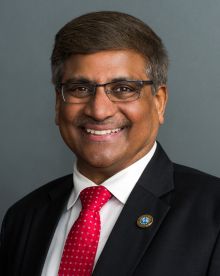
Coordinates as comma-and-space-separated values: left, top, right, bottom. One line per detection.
81, 128, 124, 142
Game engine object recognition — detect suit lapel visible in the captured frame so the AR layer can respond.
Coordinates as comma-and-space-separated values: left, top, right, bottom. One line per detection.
93, 143, 174, 276
20, 176, 73, 276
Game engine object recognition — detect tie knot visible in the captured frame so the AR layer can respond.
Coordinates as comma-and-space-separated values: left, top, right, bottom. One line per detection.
80, 186, 111, 212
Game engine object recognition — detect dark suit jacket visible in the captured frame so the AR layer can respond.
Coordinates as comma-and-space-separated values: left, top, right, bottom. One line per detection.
1, 144, 220, 276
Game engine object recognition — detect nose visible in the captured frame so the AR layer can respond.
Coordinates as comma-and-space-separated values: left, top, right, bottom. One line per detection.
83, 86, 117, 121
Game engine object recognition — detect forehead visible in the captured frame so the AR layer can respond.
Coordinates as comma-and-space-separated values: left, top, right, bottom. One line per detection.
62, 50, 148, 82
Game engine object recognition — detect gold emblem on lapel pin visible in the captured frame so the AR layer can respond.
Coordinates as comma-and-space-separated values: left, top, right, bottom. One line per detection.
137, 214, 153, 228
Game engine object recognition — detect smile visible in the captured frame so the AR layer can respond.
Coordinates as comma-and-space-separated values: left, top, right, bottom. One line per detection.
85, 128, 122, 135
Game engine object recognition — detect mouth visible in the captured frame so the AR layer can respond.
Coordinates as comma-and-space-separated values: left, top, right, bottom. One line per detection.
80, 126, 127, 141
84, 127, 123, 136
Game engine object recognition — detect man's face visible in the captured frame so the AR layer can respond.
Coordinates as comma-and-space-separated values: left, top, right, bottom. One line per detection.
55, 50, 167, 183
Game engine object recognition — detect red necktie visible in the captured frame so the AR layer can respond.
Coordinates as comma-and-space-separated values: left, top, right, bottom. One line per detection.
58, 186, 111, 276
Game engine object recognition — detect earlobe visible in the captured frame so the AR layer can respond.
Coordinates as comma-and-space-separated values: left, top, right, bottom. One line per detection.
154, 86, 168, 125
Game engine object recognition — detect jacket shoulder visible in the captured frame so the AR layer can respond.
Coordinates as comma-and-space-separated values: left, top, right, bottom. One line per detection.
6, 174, 73, 215
173, 163, 220, 182
173, 163, 220, 196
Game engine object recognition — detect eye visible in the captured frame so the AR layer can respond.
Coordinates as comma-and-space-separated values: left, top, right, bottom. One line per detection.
64, 83, 92, 98
108, 82, 138, 100
114, 86, 134, 92
68, 84, 89, 92
111, 82, 136, 93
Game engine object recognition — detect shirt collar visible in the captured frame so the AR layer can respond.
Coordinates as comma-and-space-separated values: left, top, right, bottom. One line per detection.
67, 142, 157, 210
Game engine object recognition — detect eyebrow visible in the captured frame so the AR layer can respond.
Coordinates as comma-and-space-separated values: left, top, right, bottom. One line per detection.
64, 76, 138, 84
64, 77, 91, 83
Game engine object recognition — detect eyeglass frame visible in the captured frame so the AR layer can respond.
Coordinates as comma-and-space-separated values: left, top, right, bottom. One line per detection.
58, 79, 154, 103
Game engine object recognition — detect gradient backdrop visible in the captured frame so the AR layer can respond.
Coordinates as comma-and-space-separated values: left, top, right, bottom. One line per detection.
1, 0, 220, 223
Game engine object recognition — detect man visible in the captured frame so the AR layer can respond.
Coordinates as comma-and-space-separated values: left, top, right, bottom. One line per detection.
1, 11, 220, 276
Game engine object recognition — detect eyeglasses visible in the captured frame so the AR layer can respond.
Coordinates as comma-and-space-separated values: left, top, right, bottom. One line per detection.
59, 80, 153, 103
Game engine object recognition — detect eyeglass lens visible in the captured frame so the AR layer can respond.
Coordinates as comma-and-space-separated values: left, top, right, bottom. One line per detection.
61, 80, 149, 103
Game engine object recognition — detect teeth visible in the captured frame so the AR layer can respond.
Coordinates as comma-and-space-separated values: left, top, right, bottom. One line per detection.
85, 128, 121, 135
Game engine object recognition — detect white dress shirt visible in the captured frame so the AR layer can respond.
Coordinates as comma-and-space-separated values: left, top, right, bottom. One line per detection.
41, 142, 157, 276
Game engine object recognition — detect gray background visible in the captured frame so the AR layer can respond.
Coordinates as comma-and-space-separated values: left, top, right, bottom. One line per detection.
1, 0, 220, 224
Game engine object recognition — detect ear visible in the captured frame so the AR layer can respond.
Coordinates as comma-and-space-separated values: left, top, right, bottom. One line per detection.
55, 91, 61, 125
154, 86, 168, 125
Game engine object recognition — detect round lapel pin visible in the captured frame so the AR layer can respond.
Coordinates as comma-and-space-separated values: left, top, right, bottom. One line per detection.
137, 214, 153, 228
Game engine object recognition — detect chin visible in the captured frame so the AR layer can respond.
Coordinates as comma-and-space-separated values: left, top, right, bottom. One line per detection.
86, 157, 116, 169
78, 151, 122, 170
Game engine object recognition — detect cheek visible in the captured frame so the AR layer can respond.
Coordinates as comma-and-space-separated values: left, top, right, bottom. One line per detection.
125, 100, 159, 142
124, 99, 154, 126
57, 105, 82, 145
58, 104, 80, 125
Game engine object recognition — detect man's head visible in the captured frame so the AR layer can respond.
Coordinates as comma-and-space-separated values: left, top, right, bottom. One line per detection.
52, 11, 168, 183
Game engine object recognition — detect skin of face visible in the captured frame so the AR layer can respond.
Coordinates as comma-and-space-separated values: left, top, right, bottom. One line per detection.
55, 50, 168, 184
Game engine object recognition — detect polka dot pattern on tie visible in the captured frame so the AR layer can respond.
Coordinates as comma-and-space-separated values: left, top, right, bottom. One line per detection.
58, 186, 111, 276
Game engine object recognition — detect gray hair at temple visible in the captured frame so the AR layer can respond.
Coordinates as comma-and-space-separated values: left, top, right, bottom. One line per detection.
51, 11, 169, 94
